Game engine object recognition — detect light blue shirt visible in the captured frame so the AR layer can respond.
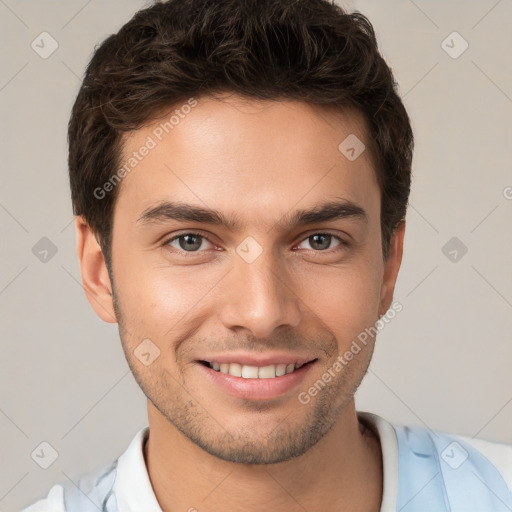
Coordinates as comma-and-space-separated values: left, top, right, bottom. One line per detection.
20, 411, 512, 511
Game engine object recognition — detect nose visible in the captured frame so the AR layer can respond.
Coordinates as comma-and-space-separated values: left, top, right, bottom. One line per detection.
218, 248, 302, 339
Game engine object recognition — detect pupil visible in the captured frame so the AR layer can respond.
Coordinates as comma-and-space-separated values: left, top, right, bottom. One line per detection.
311, 234, 330, 250
181, 234, 201, 251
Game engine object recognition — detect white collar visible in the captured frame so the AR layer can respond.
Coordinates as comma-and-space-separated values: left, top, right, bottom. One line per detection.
113, 425, 162, 511
357, 411, 399, 512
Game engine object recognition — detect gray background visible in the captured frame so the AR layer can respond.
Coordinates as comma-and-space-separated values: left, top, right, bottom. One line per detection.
1, 0, 511, 510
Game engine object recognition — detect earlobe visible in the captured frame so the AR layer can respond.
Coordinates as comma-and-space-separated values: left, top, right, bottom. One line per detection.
379, 220, 406, 316
75, 216, 117, 324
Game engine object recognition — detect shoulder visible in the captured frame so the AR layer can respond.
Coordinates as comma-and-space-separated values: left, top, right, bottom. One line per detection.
451, 431, 512, 490
19, 459, 118, 512
19, 483, 66, 512
393, 422, 512, 510
18, 427, 150, 512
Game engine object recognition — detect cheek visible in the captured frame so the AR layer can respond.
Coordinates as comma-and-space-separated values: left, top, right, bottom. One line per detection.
295, 255, 383, 345
113, 249, 226, 339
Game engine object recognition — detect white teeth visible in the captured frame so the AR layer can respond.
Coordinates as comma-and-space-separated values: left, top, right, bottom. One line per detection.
242, 365, 259, 378
276, 364, 287, 376
258, 365, 276, 379
211, 361, 302, 378
228, 363, 242, 377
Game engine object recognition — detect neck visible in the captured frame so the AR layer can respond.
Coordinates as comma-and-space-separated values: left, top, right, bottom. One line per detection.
144, 400, 383, 512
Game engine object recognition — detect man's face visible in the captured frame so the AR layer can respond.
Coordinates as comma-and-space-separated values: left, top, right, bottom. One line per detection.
94, 95, 400, 464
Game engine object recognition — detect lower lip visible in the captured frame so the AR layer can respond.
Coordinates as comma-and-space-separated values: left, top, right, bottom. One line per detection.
197, 361, 315, 401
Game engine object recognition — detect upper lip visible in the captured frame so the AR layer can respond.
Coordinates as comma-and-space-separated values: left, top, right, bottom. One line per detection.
197, 352, 318, 367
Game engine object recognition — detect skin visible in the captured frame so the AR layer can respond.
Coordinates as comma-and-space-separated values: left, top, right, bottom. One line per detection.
76, 93, 405, 511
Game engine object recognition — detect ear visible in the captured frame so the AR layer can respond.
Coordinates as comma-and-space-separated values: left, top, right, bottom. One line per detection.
379, 220, 405, 316
75, 216, 117, 323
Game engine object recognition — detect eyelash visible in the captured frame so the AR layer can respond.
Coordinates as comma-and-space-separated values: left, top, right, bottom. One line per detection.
162, 231, 348, 256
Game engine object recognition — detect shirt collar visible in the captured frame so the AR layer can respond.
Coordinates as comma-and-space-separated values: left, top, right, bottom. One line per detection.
357, 411, 399, 512
113, 426, 162, 511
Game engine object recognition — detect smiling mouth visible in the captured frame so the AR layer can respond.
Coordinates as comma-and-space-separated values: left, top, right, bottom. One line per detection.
198, 359, 318, 379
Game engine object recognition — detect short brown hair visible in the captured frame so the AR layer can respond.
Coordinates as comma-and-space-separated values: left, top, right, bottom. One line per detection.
68, 0, 413, 271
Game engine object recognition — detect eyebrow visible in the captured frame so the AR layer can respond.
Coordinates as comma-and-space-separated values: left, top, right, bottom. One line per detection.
136, 199, 368, 231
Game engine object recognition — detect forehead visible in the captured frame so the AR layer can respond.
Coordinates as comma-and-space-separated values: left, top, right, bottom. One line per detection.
114, 95, 380, 228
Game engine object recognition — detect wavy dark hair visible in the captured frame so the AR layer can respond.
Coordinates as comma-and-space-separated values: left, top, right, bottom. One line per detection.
68, 0, 413, 271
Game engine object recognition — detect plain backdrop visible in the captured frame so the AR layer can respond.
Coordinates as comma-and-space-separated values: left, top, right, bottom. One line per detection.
1, 0, 511, 510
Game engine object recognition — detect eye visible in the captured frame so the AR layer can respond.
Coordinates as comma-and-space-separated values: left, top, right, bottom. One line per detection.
163, 231, 348, 255
164, 232, 215, 252
296, 233, 346, 252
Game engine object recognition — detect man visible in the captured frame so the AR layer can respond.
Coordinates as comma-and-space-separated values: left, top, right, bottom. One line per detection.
21, 0, 512, 510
